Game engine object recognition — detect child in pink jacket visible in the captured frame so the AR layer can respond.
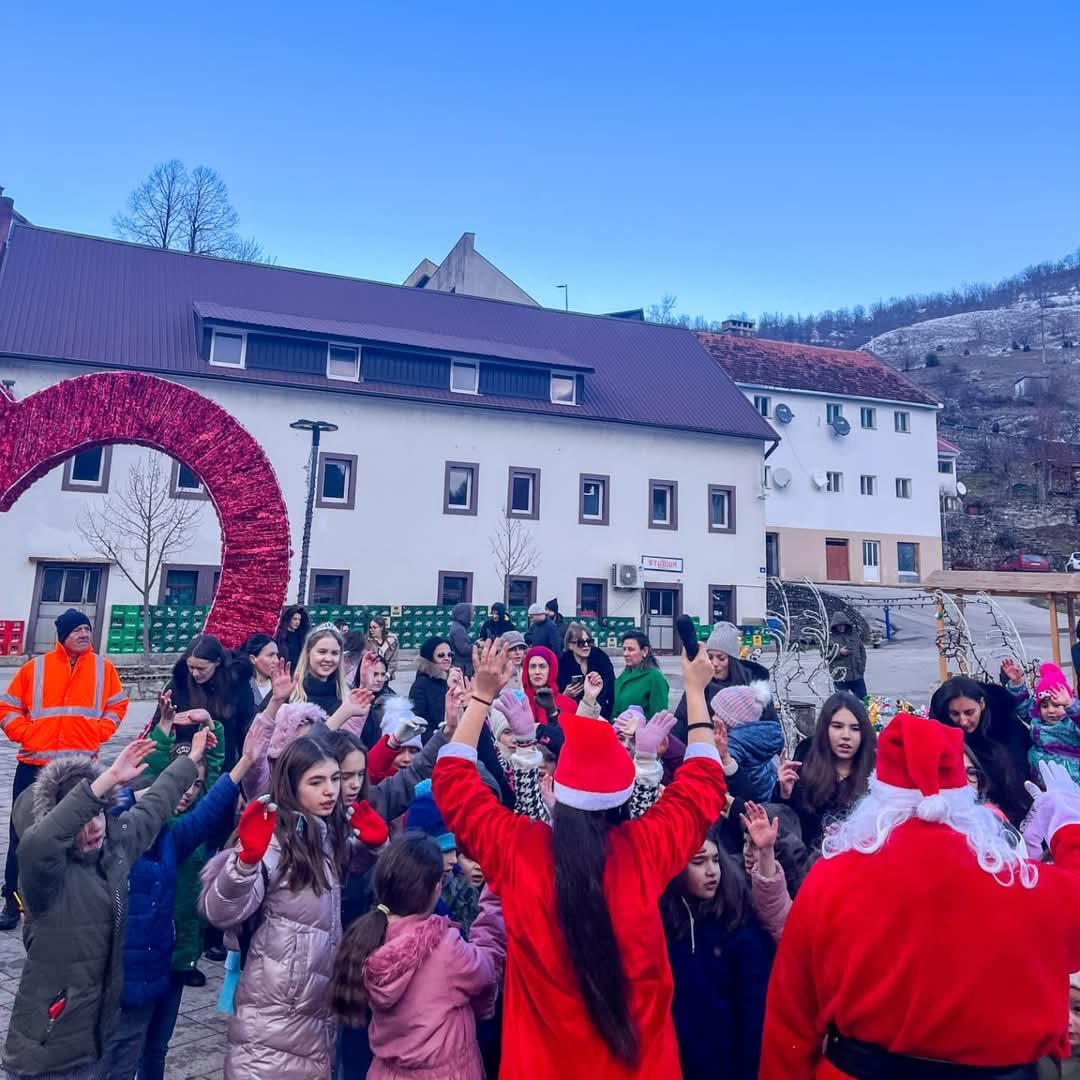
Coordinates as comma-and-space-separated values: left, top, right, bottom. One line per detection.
330, 831, 505, 1079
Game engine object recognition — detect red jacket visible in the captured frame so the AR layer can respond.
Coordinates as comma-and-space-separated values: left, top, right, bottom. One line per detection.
0, 643, 128, 765
761, 820, 1080, 1078
433, 744, 727, 1080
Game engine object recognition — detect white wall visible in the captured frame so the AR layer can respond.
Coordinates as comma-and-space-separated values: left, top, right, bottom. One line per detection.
0, 359, 768, 630
746, 387, 942, 536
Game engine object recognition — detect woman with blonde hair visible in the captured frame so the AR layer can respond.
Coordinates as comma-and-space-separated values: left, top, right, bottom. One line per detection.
291, 625, 349, 714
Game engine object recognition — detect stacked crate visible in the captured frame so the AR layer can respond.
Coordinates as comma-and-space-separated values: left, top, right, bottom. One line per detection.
0, 621, 25, 655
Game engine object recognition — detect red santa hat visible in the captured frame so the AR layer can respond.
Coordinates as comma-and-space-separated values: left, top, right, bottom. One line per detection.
877, 714, 967, 818
553, 713, 635, 811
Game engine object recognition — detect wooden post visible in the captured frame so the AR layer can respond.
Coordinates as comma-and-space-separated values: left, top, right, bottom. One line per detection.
1049, 593, 1063, 668
935, 601, 948, 684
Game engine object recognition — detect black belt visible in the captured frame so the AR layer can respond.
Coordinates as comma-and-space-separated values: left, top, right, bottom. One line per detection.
825, 1029, 1039, 1080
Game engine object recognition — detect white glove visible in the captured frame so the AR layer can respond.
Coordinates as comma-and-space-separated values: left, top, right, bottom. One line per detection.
393, 716, 427, 745
1022, 759, 1080, 856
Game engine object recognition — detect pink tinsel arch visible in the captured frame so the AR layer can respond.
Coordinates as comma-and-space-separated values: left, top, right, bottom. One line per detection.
0, 371, 291, 648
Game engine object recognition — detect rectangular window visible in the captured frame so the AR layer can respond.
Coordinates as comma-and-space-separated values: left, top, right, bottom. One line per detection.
163, 569, 199, 606
709, 585, 736, 624
576, 578, 607, 619
209, 330, 245, 368
860, 474, 877, 496
438, 571, 473, 606
649, 479, 678, 530
896, 477, 913, 499
507, 576, 537, 608
310, 570, 349, 605
708, 484, 736, 533
753, 394, 771, 418
550, 373, 578, 405
938, 459, 954, 474
444, 461, 479, 515
579, 474, 610, 525
317, 453, 357, 510
894, 410, 911, 433
170, 460, 209, 500
826, 471, 843, 493
450, 361, 479, 394
897, 542, 920, 581
826, 403, 843, 425
327, 344, 360, 381
507, 467, 540, 519
62, 446, 112, 493
860, 406, 877, 429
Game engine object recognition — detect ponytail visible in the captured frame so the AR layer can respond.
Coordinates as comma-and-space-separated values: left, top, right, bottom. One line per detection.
329, 831, 443, 1027
552, 804, 639, 1067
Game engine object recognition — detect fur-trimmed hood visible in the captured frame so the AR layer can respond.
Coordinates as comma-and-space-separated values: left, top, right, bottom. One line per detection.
267, 700, 329, 761
12, 753, 106, 837
414, 657, 449, 681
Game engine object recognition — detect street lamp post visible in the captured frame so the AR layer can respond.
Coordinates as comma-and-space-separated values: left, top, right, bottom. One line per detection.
290, 418, 339, 606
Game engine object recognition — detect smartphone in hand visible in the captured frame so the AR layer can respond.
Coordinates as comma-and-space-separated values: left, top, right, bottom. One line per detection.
676, 614, 700, 661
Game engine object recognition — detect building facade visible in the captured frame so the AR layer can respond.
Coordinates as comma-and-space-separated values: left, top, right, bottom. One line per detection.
698, 331, 944, 587
0, 221, 774, 653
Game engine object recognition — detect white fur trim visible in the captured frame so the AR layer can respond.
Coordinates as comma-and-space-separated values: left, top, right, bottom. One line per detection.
437, 743, 478, 763
684, 743, 722, 764
553, 779, 635, 811
749, 680, 772, 707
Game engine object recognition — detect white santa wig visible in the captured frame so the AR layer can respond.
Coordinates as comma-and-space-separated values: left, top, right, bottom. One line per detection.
822, 774, 1038, 889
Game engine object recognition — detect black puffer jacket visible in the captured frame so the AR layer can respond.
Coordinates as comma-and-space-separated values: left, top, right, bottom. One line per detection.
3, 753, 197, 1077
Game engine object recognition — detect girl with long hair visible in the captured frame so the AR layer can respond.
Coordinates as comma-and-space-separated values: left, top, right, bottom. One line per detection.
775, 692, 877, 849
291, 625, 350, 714
364, 615, 400, 679
329, 833, 505, 1079
200, 736, 384, 1080
660, 828, 775, 1080
431, 638, 728, 1078
275, 605, 311, 669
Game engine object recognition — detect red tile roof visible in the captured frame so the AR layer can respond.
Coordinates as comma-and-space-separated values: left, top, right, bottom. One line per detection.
695, 332, 939, 408
937, 435, 961, 454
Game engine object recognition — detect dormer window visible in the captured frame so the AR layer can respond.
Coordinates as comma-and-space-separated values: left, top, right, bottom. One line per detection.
550, 373, 578, 405
327, 344, 359, 381
450, 361, 479, 394
209, 330, 245, 368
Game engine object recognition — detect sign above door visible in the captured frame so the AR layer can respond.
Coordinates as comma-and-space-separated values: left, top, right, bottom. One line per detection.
641, 555, 683, 573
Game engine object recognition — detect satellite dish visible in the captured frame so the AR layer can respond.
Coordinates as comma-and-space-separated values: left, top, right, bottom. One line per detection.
830, 415, 851, 437
774, 403, 794, 424
812, 471, 828, 490
773, 467, 792, 489
956, 481, 968, 496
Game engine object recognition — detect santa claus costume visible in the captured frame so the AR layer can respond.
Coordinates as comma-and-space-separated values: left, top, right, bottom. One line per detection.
761, 713, 1080, 1079
433, 706, 727, 1079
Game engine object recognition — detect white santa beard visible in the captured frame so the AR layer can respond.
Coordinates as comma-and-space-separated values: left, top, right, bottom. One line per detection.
822, 776, 1038, 889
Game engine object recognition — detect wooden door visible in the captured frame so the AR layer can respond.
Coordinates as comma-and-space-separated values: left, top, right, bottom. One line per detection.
825, 539, 850, 581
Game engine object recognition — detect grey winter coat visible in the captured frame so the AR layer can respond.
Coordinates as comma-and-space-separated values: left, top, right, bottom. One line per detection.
200, 829, 375, 1080
829, 612, 867, 682
448, 603, 474, 676
3, 754, 197, 1077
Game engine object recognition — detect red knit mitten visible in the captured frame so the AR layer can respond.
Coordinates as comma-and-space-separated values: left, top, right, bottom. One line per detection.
237, 795, 277, 866
348, 801, 389, 847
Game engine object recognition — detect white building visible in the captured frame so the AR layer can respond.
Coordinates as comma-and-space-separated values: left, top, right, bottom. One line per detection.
0, 216, 775, 654
698, 331, 944, 586
403, 232, 538, 306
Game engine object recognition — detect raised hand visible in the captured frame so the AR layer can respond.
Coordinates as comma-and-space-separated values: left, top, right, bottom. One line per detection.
358, 651, 380, 690
189, 726, 217, 764
777, 749, 801, 800
495, 690, 536, 742
348, 801, 389, 848
539, 772, 556, 816
614, 709, 640, 741
343, 687, 374, 719
1001, 658, 1024, 685
444, 671, 468, 729
582, 671, 604, 706
682, 642, 715, 692
471, 639, 514, 701
635, 710, 677, 758
157, 690, 177, 734
270, 658, 297, 703
176, 708, 212, 727
534, 687, 559, 722
1050, 686, 1073, 709
393, 713, 427, 746
237, 794, 278, 867
740, 801, 780, 851
104, 738, 157, 787
713, 718, 731, 762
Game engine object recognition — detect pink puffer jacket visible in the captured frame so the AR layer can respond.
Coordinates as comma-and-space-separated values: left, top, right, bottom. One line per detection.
364, 889, 506, 1080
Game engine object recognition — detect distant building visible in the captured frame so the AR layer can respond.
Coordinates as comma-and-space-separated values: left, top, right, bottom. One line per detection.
403, 232, 537, 306
698, 329, 944, 587
1014, 374, 1050, 399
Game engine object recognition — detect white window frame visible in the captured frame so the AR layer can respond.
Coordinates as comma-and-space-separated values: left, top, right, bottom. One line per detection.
581, 477, 606, 522
446, 465, 476, 512
753, 394, 771, 418
763, 465, 772, 489
894, 410, 911, 433
860, 474, 877, 496
896, 477, 913, 499
862, 540, 881, 567
860, 406, 877, 429
68, 448, 105, 487
450, 361, 479, 395
938, 459, 954, 474
326, 342, 360, 382
176, 464, 205, 494
319, 458, 352, 505
826, 471, 843, 493
550, 372, 579, 406
209, 329, 247, 368
826, 403, 843, 425
508, 470, 535, 516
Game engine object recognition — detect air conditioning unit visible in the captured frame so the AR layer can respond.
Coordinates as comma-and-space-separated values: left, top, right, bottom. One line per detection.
611, 563, 640, 589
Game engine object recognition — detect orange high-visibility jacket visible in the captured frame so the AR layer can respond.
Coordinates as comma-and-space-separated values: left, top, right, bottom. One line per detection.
0, 644, 128, 765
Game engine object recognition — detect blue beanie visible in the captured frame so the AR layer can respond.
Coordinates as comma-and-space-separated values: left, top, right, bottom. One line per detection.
55, 608, 92, 644
405, 779, 456, 853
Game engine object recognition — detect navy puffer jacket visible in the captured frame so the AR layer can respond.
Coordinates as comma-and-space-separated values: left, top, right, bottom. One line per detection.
726, 719, 785, 803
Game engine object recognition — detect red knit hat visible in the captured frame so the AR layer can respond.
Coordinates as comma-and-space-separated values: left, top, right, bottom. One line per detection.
877, 713, 967, 796
553, 713, 635, 811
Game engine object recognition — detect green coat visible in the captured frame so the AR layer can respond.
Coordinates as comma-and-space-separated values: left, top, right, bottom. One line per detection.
4, 754, 197, 1077
613, 665, 671, 718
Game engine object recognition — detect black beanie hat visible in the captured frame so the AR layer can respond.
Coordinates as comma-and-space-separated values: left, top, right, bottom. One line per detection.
55, 608, 92, 644
419, 636, 450, 662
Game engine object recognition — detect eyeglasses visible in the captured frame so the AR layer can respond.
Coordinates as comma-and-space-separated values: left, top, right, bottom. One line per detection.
965, 767, 982, 784
434, 650, 452, 660
574, 638, 593, 648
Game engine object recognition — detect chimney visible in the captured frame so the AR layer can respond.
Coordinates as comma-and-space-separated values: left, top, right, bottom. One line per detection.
721, 318, 756, 338
0, 188, 15, 250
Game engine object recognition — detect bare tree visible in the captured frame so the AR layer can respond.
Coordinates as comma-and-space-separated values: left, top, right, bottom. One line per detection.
77, 455, 205, 658
646, 294, 679, 325
114, 160, 271, 262
489, 518, 539, 606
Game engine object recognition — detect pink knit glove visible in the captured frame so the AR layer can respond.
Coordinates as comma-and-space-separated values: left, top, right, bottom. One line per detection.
495, 691, 535, 743
634, 710, 677, 759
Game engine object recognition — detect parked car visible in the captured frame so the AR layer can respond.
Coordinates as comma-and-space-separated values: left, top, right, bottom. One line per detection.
995, 552, 1051, 573
1067, 552, 1080, 572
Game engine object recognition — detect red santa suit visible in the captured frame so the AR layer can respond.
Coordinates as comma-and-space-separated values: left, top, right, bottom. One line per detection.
761, 713, 1080, 1079
432, 713, 727, 1080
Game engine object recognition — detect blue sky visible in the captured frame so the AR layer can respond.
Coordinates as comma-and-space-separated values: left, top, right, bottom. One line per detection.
6, 1, 1079, 320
